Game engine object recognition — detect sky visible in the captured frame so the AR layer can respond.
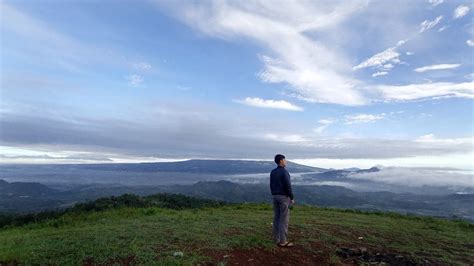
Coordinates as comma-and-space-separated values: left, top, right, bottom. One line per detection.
0, 0, 473, 170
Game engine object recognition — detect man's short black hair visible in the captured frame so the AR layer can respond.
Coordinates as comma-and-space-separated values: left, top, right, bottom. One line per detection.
274, 154, 285, 165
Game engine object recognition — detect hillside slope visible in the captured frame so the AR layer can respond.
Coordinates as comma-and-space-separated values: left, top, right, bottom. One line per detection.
0, 193, 473, 265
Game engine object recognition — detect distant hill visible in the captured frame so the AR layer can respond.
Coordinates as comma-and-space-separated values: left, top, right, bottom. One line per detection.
0, 193, 472, 265
0, 179, 65, 213
0, 179, 55, 197
0, 159, 326, 175
0, 160, 327, 187
1, 179, 472, 221
162, 180, 474, 220
78, 159, 326, 173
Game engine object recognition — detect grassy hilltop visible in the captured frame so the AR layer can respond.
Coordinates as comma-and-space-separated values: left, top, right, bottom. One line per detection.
0, 193, 473, 265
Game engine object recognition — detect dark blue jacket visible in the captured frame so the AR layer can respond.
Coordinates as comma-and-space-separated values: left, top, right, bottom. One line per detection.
270, 165, 294, 200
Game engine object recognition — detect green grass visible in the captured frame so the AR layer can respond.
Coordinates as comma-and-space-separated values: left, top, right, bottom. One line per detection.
0, 202, 473, 265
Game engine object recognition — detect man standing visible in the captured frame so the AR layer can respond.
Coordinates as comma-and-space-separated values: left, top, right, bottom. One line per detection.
270, 154, 295, 247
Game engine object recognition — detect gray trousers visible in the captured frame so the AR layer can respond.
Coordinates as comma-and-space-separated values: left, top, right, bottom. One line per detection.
272, 194, 290, 243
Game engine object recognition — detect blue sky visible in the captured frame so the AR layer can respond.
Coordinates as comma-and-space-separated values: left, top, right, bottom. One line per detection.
0, 0, 473, 169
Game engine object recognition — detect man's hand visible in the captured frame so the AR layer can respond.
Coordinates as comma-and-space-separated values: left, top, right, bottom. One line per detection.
290, 199, 295, 204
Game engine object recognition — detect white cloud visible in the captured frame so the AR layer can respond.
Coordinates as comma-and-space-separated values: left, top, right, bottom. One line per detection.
415, 134, 473, 146
415, 133, 437, 142
352, 36, 410, 72
467, 40, 474, 47
374, 82, 474, 101
126, 63, 151, 87
312, 126, 327, 134
344, 113, 386, 124
318, 119, 336, 125
313, 119, 336, 134
160, 1, 369, 106
372, 71, 388, 77
176, 85, 191, 91
428, 0, 444, 6
389, 110, 405, 115
347, 166, 473, 188
353, 47, 400, 70
132, 62, 152, 71
454, 5, 470, 19
263, 133, 308, 143
295, 150, 474, 170
406, 52, 414, 55
418, 112, 433, 118
160, 2, 471, 106
419, 15, 443, 33
0, 146, 187, 164
414, 63, 461, 72
234, 97, 303, 111
125, 74, 144, 87
438, 25, 449, 32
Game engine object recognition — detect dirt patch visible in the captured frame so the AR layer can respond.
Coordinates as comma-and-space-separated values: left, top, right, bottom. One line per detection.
194, 223, 341, 265
336, 247, 419, 265
197, 243, 336, 266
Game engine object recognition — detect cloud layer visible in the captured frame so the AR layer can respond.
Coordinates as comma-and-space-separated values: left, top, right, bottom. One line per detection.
1, 103, 472, 162
159, 1, 473, 106
160, 0, 369, 106
414, 63, 461, 72
233, 97, 303, 111
348, 167, 473, 188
